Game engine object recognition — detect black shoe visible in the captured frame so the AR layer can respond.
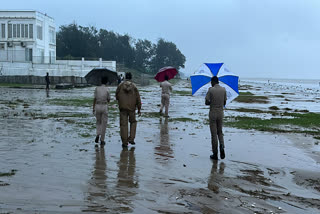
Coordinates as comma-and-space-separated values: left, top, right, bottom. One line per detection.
220, 149, 225, 159
95, 136, 99, 143
122, 144, 128, 148
210, 153, 218, 160
100, 141, 106, 146
129, 141, 135, 145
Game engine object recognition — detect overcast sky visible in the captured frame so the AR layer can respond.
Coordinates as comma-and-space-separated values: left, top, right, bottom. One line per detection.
3, 0, 320, 79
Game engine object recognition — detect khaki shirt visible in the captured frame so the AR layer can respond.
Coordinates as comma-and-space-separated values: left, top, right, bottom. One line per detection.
205, 84, 227, 110
116, 80, 141, 111
94, 85, 110, 104
160, 80, 172, 95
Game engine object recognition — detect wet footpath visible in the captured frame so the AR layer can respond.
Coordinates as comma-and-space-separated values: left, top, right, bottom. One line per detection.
0, 80, 320, 213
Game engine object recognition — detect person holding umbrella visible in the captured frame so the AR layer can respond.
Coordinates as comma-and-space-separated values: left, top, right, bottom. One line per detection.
205, 76, 227, 160
154, 67, 177, 117
116, 72, 141, 148
159, 75, 173, 117
93, 76, 111, 147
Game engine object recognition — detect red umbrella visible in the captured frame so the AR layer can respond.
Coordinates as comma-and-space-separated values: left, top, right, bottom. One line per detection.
154, 66, 178, 82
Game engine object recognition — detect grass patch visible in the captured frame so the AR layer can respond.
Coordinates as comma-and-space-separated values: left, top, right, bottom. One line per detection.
294, 109, 309, 113
235, 92, 269, 104
269, 106, 280, 110
169, 117, 199, 122
47, 112, 90, 118
282, 92, 295, 95
272, 95, 285, 98
139, 89, 152, 93
48, 98, 93, 107
65, 119, 76, 124
231, 108, 266, 114
143, 112, 161, 118
0, 169, 17, 177
34, 112, 91, 119
173, 90, 191, 96
225, 112, 320, 135
80, 133, 91, 138
0, 83, 34, 88
239, 84, 254, 90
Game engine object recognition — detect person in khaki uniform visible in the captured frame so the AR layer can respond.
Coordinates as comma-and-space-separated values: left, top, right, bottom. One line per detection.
205, 76, 227, 160
159, 75, 172, 117
93, 77, 111, 147
116, 72, 141, 148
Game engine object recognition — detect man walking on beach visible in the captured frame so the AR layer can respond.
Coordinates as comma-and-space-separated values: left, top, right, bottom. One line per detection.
116, 72, 141, 148
159, 75, 172, 117
205, 76, 227, 160
45, 72, 50, 91
93, 76, 111, 147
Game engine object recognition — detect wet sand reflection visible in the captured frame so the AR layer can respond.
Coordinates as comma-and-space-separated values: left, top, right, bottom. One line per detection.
84, 147, 108, 212
84, 147, 138, 213
115, 147, 138, 212
154, 117, 174, 163
117, 147, 137, 188
208, 161, 225, 194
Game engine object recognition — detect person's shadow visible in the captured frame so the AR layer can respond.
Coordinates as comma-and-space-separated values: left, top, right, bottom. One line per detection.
84, 147, 108, 212
46, 89, 50, 98
208, 161, 225, 194
154, 117, 174, 163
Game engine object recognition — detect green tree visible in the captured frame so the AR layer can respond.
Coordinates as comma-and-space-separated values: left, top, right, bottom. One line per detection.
56, 23, 99, 59
133, 39, 155, 72
56, 23, 186, 74
151, 38, 186, 73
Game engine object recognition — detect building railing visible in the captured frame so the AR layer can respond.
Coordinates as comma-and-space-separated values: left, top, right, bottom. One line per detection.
0, 50, 56, 64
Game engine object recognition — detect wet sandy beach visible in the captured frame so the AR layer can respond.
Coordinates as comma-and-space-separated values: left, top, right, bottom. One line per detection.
0, 80, 320, 213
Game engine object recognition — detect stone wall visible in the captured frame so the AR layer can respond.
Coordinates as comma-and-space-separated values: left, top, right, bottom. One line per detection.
0, 75, 86, 85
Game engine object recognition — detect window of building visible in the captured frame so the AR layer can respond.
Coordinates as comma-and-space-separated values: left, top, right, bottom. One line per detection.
49, 50, 56, 63
37, 25, 43, 40
49, 27, 55, 44
17, 24, 20, 38
29, 24, 33, 39
1, 24, 5, 38
25, 25, 28, 38
21, 24, 25, 38
25, 48, 32, 61
13, 24, 17, 38
8, 24, 12, 38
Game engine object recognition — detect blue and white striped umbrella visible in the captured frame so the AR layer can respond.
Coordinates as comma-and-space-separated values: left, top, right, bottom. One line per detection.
190, 63, 239, 105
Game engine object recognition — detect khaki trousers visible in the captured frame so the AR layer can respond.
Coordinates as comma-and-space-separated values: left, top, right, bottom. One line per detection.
95, 104, 108, 141
209, 109, 224, 154
120, 110, 137, 145
160, 94, 170, 116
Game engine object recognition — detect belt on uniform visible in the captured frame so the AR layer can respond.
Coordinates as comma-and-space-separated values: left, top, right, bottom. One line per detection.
96, 101, 108, 104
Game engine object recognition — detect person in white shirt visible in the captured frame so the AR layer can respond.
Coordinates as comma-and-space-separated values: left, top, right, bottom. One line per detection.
159, 75, 173, 117
93, 77, 111, 146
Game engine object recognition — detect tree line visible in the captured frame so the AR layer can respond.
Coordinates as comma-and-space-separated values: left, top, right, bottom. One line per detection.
56, 23, 186, 74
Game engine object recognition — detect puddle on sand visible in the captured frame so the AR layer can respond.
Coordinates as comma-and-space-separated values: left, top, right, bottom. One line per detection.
0, 80, 320, 213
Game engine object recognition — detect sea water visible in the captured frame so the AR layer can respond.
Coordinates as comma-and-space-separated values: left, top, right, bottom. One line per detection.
239, 78, 320, 113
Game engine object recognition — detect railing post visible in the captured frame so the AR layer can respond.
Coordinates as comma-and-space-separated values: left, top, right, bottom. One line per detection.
81, 57, 84, 71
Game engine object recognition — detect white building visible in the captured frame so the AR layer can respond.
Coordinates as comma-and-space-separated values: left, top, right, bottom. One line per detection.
0, 10, 117, 85
0, 10, 56, 64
